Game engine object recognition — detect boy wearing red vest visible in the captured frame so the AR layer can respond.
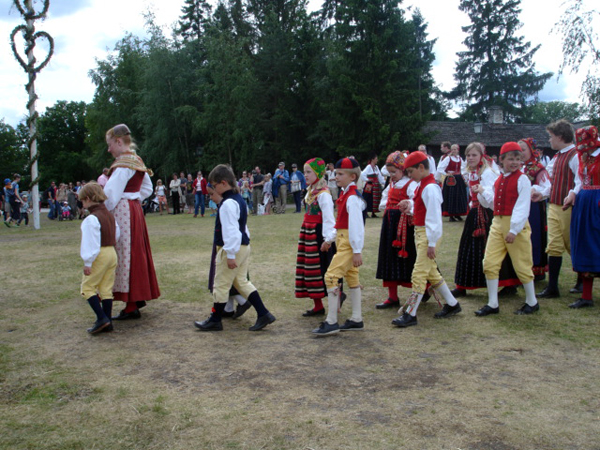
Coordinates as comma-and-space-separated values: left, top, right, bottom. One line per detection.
393, 151, 461, 328
473, 142, 539, 316
535, 120, 581, 298
313, 157, 366, 336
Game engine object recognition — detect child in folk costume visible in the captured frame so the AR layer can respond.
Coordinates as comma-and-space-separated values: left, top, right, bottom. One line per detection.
565, 126, 600, 309
451, 143, 521, 298
519, 138, 551, 280
375, 151, 417, 310
473, 142, 540, 316
393, 151, 461, 328
194, 165, 276, 331
295, 158, 337, 316
312, 157, 366, 336
437, 144, 468, 222
78, 182, 120, 334
361, 154, 385, 218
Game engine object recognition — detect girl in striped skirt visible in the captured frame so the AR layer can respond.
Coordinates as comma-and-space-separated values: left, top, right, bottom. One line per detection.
295, 158, 337, 316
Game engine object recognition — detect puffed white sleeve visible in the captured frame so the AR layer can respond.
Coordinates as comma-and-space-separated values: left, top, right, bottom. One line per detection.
436, 157, 449, 181
422, 184, 443, 246
219, 199, 243, 259
141, 173, 153, 199
347, 195, 366, 253
318, 192, 336, 243
104, 167, 135, 211
80, 216, 101, 267
510, 175, 531, 235
379, 184, 390, 212
569, 155, 582, 195
377, 167, 385, 185
477, 170, 497, 209
531, 170, 551, 199
360, 165, 371, 182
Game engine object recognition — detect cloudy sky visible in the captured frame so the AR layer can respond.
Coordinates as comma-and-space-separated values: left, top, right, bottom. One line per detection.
0, 0, 592, 127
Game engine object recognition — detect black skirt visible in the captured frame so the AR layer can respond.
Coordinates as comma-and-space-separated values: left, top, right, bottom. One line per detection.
376, 209, 415, 285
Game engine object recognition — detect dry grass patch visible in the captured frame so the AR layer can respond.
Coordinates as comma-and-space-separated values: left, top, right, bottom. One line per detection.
1, 211, 599, 449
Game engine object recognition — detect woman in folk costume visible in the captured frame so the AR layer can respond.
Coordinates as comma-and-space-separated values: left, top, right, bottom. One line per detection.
565, 126, 600, 309
295, 158, 338, 317
361, 154, 385, 218
104, 124, 160, 320
375, 151, 418, 310
451, 142, 520, 298
436, 144, 468, 221
519, 138, 550, 280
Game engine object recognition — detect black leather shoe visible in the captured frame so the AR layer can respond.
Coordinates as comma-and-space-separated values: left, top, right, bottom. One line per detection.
312, 321, 340, 335
392, 313, 417, 328
450, 288, 467, 298
375, 299, 400, 309
232, 302, 252, 319
474, 305, 499, 317
498, 286, 517, 297
194, 319, 223, 331
302, 308, 325, 317
569, 283, 583, 294
249, 312, 276, 331
101, 323, 114, 333
136, 301, 147, 309
514, 303, 540, 315
112, 309, 141, 320
87, 318, 111, 334
537, 287, 560, 298
222, 311, 235, 318
434, 302, 462, 318
568, 298, 594, 309
339, 319, 364, 331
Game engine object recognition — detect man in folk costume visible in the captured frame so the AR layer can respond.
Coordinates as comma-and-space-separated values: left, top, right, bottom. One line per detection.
535, 120, 582, 298
104, 124, 160, 319
565, 126, 600, 309
393, 151, 461, 328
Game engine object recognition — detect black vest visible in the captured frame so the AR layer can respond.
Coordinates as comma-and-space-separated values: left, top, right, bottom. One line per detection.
214, 190, 250, 247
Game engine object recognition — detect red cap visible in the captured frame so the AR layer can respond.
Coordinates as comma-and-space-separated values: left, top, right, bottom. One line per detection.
500, 142, 522, 155
404, 151, 428, 168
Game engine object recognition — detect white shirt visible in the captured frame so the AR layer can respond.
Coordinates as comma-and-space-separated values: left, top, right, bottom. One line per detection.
463, 167, 499, 209
478, 171, 531, 235
546, 144, 582, 196
436, 155, 465, 182
104, 168, 153, 212
219, 197, 251, 259
529, 166, 552, 199
331, 182, 366, 253
361, 164, 385, 185
406, 181, 444, 247
80, 214, 121, 267
427, 155, 437, 176
326, 170, 337, 189
379, 177, 416, 212
316, 191, 336, 243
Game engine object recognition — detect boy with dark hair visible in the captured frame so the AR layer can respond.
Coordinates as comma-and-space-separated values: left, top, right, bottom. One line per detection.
392, 151, 461, 328
194, 164, 275, 331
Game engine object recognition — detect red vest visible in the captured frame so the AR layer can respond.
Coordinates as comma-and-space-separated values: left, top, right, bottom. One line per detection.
124, 171, 145, 193
413, 174, 437, 226
385, 180, 413, 210
493, 171, 522, 216
549, 147, 576, 205
467, 171, 481, 207
335, 185, 358, 229
447, 158, 461, 174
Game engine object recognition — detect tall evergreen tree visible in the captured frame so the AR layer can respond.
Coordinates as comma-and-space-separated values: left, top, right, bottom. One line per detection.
177, 0, 213, 42
449, 0, 552, 122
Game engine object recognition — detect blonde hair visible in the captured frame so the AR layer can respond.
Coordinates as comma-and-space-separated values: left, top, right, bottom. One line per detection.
78, 182, 107, 203
303, 163, 329, 203
106, 124, 133, 147
464, 142, 489, 177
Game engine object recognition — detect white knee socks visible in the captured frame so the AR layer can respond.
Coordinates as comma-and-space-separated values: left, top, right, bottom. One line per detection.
349, 287, 362, 322
522, 281, 538, 307
486, 279, 499, 308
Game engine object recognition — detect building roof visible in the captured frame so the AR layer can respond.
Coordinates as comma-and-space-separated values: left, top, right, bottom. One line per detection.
422, 121, 551, 150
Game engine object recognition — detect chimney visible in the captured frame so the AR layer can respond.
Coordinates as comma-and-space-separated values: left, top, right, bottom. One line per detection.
488, 106, 503, 124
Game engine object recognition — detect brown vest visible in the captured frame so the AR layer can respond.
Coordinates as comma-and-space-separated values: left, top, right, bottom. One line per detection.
88, 203, 117, 246
549, 147, 576, 205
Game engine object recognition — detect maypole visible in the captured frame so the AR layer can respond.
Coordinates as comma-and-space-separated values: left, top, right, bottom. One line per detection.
10, 0, 53, 230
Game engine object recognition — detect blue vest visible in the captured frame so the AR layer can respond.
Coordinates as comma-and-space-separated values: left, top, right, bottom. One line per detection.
214, 190, 250, 247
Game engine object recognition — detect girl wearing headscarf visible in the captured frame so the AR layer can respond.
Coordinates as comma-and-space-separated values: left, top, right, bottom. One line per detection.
294, 158, 337, 317
374, 151, 417, 310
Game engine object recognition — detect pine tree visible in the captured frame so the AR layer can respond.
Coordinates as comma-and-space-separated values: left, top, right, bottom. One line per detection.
450, 0, 552, 122
177, 0, 213, 42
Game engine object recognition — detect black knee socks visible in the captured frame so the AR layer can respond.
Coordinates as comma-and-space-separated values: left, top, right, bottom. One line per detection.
247, 291, 268, 317
210, 303, 226, 322
102, 299, 113, 321
87, 295, 107, 322
547, 256, 562, 291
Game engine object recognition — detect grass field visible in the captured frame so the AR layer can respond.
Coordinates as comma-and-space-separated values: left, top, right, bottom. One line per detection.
1, 209, 599, 450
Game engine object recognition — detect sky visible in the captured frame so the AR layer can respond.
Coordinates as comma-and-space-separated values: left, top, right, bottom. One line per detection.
0, 0, 593, 128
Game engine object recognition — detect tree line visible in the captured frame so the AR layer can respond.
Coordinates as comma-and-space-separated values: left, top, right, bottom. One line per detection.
2, 0, 596, 189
